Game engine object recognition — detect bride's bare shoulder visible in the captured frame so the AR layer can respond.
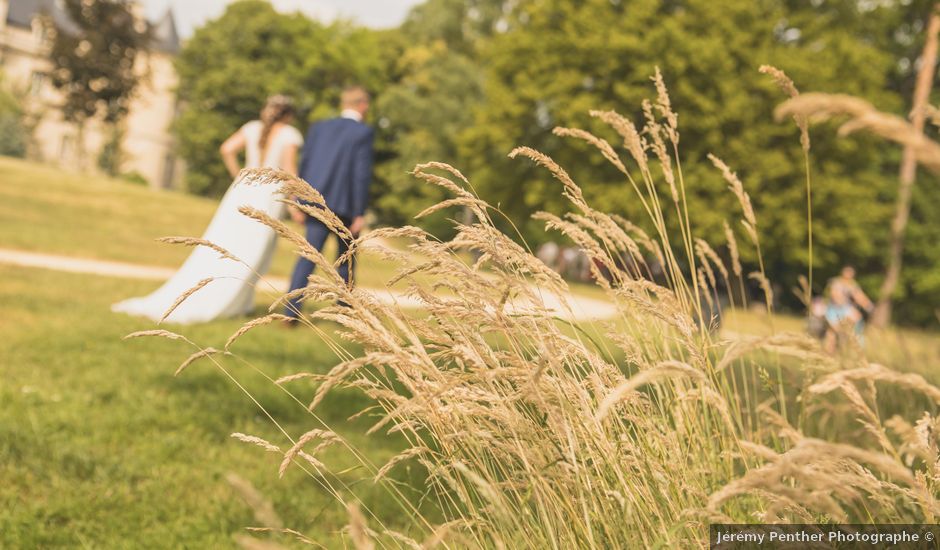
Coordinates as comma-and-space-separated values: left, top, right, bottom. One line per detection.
281, 124, 303, 145
241, 120, 262, 135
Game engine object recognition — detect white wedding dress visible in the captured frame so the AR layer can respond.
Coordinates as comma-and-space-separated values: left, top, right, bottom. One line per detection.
112, 121, 303, 324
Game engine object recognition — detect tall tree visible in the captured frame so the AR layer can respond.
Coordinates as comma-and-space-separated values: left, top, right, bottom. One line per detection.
461, 0, 909, 314
398, 0, 508, 57
45, 0, 148, 167
373, 44, 484, 236
370, 0, 504, 235
0, 73, 28, 157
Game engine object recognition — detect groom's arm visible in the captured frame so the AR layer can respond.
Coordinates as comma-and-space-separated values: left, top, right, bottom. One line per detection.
351, 128, 375, 222
298, 124, 317, 180
290, 124, 318, 223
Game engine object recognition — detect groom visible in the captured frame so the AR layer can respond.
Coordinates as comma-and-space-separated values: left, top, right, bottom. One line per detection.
285, 85, 374, 320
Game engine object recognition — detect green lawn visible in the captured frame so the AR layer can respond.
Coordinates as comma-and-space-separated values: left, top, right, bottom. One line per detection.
0, 156, 404, 288
721, 309, 940, 385
0, 158, 432, 547
0, 264, 435, 548
0, 158, 216, 267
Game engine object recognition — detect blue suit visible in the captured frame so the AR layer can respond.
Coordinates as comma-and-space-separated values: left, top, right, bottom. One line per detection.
286, 116, 375, 318
299, 117, 374, 219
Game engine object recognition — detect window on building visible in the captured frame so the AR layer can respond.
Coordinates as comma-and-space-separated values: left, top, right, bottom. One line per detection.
161, 153, 176, 189
60, 134, 73, 161
31, 18, 49, 46
29, 72, 46, 97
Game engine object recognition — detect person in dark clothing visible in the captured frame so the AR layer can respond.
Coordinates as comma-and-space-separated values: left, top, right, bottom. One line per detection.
285, 86, 374, 320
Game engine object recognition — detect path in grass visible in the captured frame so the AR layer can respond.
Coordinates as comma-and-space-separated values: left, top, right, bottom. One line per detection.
0, 247, 619, 321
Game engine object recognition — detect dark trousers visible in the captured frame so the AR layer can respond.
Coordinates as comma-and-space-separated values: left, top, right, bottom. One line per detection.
285, 216, 354, 318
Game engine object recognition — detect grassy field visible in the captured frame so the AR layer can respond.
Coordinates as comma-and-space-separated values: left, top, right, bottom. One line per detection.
0, 158, 216, 267
0, 156, 411, 289
2, 156, 940, 546
721, 309, 940, 385
0, 158, 433, 548
0, 264, 430, 548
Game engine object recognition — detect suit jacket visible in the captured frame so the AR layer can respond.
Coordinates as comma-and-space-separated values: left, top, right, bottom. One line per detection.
298, 116, 374, 219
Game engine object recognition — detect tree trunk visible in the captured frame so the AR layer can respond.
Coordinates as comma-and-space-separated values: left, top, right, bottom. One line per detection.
75, 119, 87, 172
872, 6, 940, 328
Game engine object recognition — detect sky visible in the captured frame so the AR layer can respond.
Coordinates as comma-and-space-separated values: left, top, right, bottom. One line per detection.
142, 0, 423, 38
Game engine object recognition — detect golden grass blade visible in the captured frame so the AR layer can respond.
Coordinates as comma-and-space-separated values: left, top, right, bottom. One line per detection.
760, 64, 809, 151
175, 347, 221, 377
160, 277, 213, 324
595, 361, 707, 421
157, 236, 240, 263
226, 314, 293, 350
374, 447, 428, 482
231, 432, 282, 453
275, 372, 318, 385
123, 329, 185, 341
279, 429, 338, 478
776, 93, 940, 173
226, 472, 284, 529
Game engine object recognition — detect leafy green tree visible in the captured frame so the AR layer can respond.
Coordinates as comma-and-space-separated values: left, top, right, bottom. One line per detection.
372, 44, 488, 234
97, 126, 124, 176
398, 0, 508, 57
45, 0, 148, 165
461, 0, 917, 315
369, 0, 506, 235
779, 0, 940, 326
0, 74, 28, 158
174, 0, 388, 196
898, 177, 940, 324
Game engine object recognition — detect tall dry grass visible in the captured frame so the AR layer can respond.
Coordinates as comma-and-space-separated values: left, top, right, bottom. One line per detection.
135, 69, 940, 548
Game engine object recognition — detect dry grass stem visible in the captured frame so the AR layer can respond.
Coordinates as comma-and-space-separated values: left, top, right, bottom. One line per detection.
777, 93, 940, 173
160, 277, 214, 324
226, 472, 284, 529
123, 329, 185, 341
175, 347, 221, 376
158, 236, 241, 263
226, 314, 293, 350
231, 433, 282, 453
759, 64, 810, 151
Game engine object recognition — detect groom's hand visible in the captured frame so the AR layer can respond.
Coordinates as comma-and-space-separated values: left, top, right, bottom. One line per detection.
349, 216, 365, 236
289, 206, 306, 224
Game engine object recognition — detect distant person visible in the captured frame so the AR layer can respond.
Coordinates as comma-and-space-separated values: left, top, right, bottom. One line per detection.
537, 241, 561, 272
559, 246, 579, 279
113, 95, 303, 323
807, 296, 828, 340
824, 265, 874, 352
284, 86, 375, 322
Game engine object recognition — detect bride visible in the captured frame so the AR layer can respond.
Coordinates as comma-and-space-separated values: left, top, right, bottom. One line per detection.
112, 95, 304, 324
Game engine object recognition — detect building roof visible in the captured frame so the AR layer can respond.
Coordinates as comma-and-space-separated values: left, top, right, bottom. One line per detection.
150, 10, 179, 54
7, 0, 77, 33
6, 0, 46, 27
6, 0, 180, 54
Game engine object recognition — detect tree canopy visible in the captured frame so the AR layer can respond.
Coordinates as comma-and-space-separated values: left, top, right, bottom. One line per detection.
0, 73, 27, 157
46, 0, 148, 125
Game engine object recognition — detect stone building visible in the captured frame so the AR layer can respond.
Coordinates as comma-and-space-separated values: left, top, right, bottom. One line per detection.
0, 0, 184, 188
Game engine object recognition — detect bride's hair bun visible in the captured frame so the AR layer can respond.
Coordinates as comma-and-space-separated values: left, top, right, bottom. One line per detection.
260, 95, 296, 154
265, 94, 295, 111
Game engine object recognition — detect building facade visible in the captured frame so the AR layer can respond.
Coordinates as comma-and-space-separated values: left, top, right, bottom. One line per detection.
0, 0, 184, 189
